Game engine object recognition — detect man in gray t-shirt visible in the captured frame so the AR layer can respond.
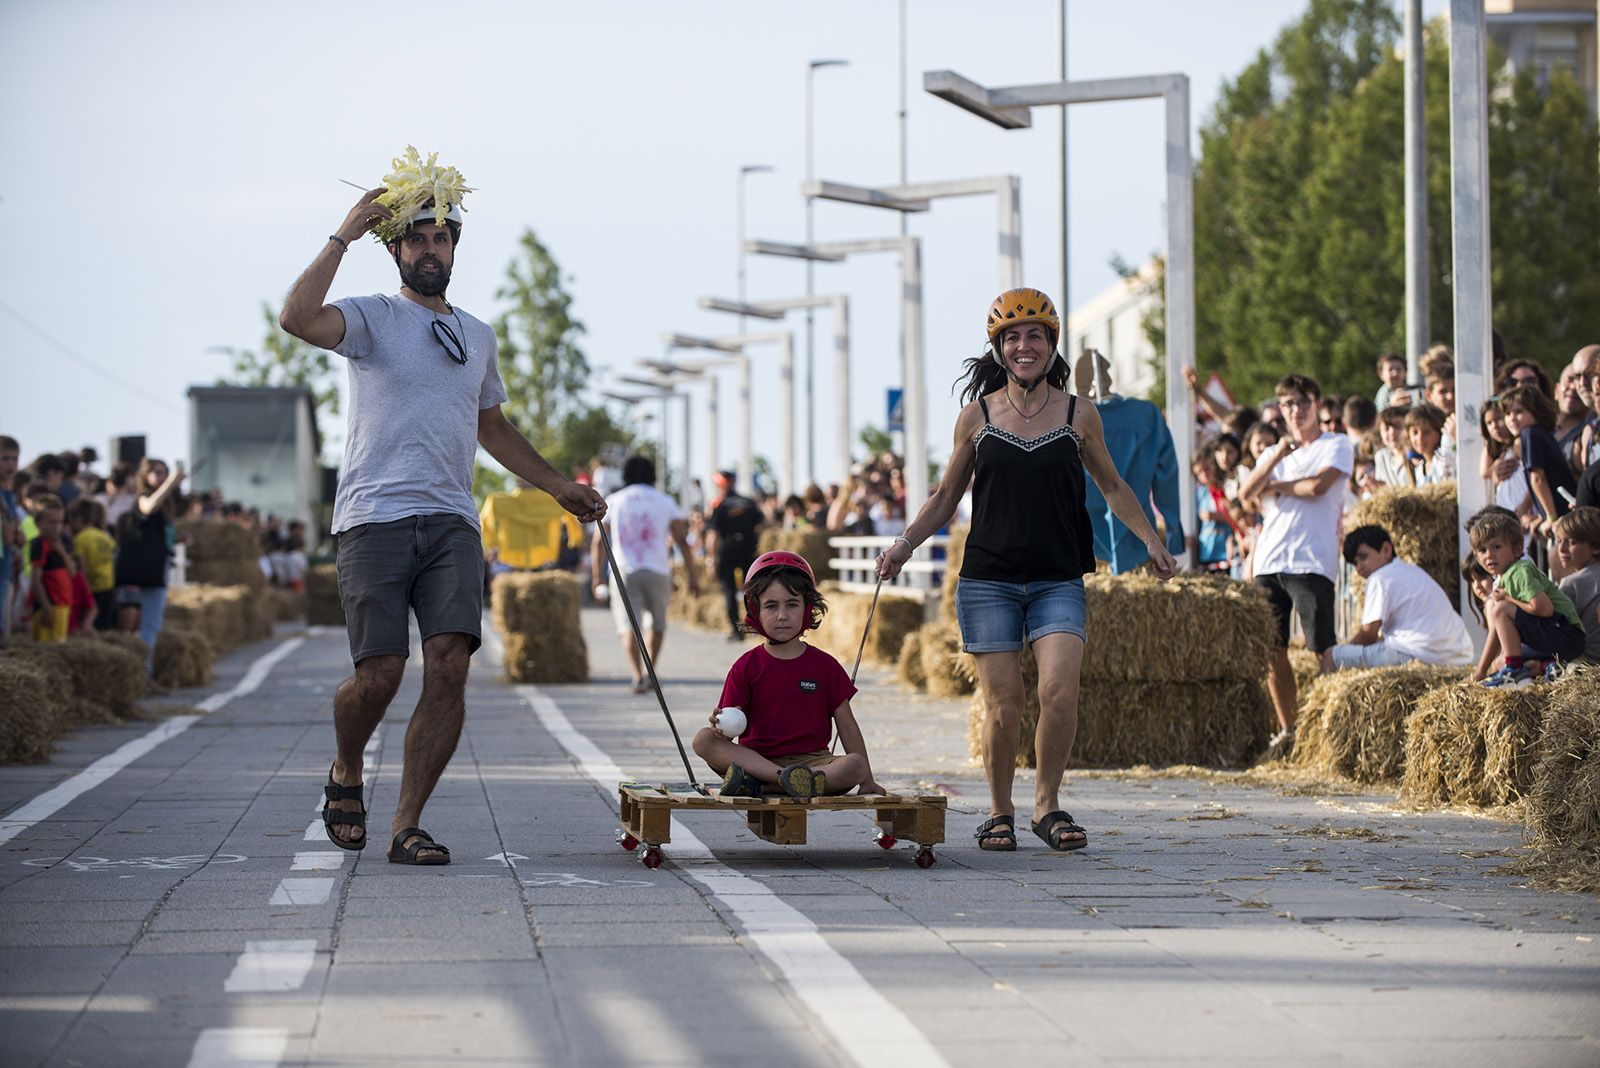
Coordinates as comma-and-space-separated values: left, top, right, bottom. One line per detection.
279, 186, 606, 865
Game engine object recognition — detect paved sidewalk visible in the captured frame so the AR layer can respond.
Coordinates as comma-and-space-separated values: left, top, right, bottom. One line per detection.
1, 608, 1596, 1067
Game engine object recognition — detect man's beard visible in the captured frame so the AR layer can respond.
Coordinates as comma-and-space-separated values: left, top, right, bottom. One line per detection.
399, 254, 452, 297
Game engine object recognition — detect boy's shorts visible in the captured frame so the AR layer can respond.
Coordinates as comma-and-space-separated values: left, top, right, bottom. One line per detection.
1514, 608, 1586, 661
1255, 573, 1337, 654
767, 749, 835, 769
31, 604, 69, 643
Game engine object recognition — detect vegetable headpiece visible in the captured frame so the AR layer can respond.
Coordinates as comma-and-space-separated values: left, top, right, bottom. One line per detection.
370, 146, 474, 245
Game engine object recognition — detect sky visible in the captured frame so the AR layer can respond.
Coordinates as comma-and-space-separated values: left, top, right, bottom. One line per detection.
0, 0, 1451, 503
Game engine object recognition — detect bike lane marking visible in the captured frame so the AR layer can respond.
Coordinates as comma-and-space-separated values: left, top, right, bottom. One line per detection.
0, 638, 305, 847
223, 940, 319, 994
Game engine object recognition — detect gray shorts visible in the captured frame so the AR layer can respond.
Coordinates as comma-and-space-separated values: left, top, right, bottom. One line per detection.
610, 569, 673, 635
336, 513, 484, 664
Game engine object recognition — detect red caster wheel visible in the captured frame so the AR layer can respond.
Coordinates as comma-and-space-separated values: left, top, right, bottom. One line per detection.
914, 847, 936, 869
875, 832, 897, 850
616, 831, 639, 851
641, 846, 663, 869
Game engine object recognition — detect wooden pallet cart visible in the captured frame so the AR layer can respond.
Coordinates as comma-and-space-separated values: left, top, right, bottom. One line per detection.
616, 782, 948, 869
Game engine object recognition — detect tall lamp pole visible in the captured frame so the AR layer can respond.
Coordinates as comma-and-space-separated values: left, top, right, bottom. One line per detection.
806, 58, 848, 487
737, 164, 773, 336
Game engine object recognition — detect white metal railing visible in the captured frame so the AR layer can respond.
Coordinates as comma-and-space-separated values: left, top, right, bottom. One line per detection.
829, 534, 951, 601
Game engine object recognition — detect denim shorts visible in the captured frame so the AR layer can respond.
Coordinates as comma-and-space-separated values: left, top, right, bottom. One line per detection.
336, 513, 484, 664
955, 577, 1087, 653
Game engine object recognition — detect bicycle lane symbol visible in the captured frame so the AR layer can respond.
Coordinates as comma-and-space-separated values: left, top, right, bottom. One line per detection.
21, 854, 249, 875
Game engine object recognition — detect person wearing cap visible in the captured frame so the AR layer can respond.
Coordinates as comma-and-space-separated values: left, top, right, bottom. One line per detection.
877, 288, 1177, 854
279, 184, 605, 865
703, 470, 766, 642
1074, 350, 1186, 574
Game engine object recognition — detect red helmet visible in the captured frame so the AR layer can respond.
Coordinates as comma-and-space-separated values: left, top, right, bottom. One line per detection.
741, 551, 818, 637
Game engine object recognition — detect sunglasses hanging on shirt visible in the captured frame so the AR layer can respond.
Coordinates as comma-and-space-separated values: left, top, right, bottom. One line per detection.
431, 318, 468, 365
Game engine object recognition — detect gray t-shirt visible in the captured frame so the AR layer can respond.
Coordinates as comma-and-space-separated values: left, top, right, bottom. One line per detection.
330, 294, 508, 534
1558, 563, 1600, 663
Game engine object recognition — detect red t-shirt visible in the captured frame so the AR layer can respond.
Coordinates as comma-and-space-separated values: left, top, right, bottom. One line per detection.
69, 571, 95, 631
28, 535, 73, 605
717, 643, 857, 758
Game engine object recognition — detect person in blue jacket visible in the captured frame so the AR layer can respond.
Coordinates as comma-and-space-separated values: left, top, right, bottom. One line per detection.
1074, 351, 1186, 572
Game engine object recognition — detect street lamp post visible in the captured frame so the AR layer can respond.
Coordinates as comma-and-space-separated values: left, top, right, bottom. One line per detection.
922, 68, 1197, 561
698, 294, 851, 487
617, 375, 693, 498
662, 332, 797, 496
737, 164, 774, 336
806, 58, 849, 492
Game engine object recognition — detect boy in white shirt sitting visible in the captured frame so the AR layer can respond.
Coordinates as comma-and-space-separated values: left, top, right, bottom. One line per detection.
1330, 525, 1474, 669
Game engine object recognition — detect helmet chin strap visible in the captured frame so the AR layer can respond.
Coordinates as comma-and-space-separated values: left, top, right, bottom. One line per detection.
997, 347, 1057, 393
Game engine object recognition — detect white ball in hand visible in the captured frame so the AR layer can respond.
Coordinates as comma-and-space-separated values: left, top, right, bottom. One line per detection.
716, 706, 747, 739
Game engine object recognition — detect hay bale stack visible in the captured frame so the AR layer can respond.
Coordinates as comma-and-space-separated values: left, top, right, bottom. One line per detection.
919, 620, 975, 698
1506, 666, 1600, 893
668, 568, 731, 632
2, 638, 147, 725
1345, 483, 1459, 610
810, 583, 924, 670
1289, 647, 1324, 696
1293, 665, 1466, 783
0, 657, 71, 763
94, 630, 150, 662
1400, 678, 1547, 807
154, 626, 215, 689
177, 520, 266, 589
896, 630, 927, 690
166, 585, 273, 654
758, 528, 834, 583
307, 565, 344, 626
492, 572, 589, 683
938, 526, 968, 625
266, 587, 306, 622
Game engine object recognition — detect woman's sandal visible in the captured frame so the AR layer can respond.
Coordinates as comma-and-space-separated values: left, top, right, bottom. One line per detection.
322, 765, 366, 851
778, 764, 828, 799
387, 827, 451, 865
974, 814, 1018, 851
1032, 810, 1088, 852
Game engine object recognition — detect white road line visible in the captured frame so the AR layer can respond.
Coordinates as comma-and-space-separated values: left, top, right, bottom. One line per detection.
268, 878, 334, 906
516, 682, 949, 1068
0, 638, 305, 847
223, 940, 318, 993
289, 851, 344, 871
187, 1026, 286, 1067
302, 819, 323, 841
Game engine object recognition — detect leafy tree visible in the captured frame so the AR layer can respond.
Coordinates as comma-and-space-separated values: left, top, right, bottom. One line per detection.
1141, 1, 1600, 404
493, 229, 591, 451
219, 301, 341, 423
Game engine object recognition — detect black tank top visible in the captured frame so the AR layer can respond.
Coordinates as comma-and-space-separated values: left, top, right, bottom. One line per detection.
960, 393, 1096, 584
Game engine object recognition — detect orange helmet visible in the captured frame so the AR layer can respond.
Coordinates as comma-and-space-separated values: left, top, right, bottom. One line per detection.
986, 288, 1060, 344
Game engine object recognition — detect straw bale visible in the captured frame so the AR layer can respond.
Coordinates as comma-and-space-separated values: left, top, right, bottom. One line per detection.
154, 626, 215, 690
810, 583, 924, 671
896, 630, 927, 691
1400, 678, 1547, 807
492, 572, 589, 683
919, 620, 975, 698
94, 630, 151, 663
0, 657, 70, 763
1081, 573, 1275, 683
306, 564, 345, 626
967, 645, 1273, 768
2, 638, 147, 725
177, 520, 266, 589
166, 585, 273, 653
1293, 664, 1466, 783
938, 526, 968, 625
668, 567, 733, 632
1345, 483, 1459, 610
758, 528, 835, 583
266, 587, 307, 622
1289, 647, 1324, 696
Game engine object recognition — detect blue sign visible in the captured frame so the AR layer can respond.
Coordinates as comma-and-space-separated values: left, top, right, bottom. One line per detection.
887, 388, 904, 432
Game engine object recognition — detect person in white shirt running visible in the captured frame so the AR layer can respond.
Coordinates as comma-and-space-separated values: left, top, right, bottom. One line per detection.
1330, 525, 1473, 669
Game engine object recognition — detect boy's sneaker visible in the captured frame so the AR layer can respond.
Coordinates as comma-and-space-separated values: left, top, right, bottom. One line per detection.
719, 764, 764, 798
1479, 666, 1534, 689
1543, 661, 1564, 683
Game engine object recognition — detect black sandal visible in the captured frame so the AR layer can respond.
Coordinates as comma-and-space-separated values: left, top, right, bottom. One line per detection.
1032, 810, 1088, 852
974, 814, 1017, 851
322, 765, 366, 851
387, 827, 451, 865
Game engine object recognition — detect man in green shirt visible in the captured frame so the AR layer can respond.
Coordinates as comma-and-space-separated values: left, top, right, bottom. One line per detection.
1469, 509, 1586, 687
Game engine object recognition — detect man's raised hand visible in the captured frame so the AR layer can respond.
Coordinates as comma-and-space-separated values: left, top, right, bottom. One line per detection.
338, 188, 392, 244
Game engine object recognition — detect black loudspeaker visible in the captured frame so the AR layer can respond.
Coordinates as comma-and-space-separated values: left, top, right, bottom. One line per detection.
321, 466, 339, 505
110, 436, 145, 465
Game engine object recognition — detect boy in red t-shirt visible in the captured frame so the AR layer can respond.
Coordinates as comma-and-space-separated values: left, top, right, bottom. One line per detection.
27, 495, 74, 642
692, 551, 883, 798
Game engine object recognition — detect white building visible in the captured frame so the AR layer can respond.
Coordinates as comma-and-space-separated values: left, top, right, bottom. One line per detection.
1064, 260, 1161, 399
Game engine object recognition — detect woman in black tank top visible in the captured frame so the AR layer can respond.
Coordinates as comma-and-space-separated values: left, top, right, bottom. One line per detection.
876, 288, 1177, 854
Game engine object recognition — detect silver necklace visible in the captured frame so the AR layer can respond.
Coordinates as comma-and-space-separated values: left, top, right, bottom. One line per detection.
1004, 383, 1049, 423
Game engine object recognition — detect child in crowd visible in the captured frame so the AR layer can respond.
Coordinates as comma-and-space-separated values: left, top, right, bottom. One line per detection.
1192, 452, 1234, 572
1469, 508, 1586, 686
1462, 556, 1495, 629
0, 436, 19, 640
1553, 507, 1600, 663
66, 497, 116, 629
26, 494, 73, 643
1331, 525, 1473, 669
1404, 405, 1455, 485
1373, 352, 1408, 412
1501, 385, 1577, 539
282, 532, 308, 591
1480, 397, 1529, 516
1373, 407, 1413, 486
66, 534, 97, 634
693, 551, 882, 798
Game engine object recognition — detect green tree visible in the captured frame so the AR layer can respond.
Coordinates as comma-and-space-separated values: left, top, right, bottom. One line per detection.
493, 229, 591, 451
218, 301, 341, 425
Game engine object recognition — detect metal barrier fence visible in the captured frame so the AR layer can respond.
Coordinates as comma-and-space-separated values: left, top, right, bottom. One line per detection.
829, 534, 951, 601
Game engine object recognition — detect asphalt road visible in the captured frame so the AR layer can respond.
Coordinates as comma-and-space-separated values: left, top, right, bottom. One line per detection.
2, 606, 1597, 1067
